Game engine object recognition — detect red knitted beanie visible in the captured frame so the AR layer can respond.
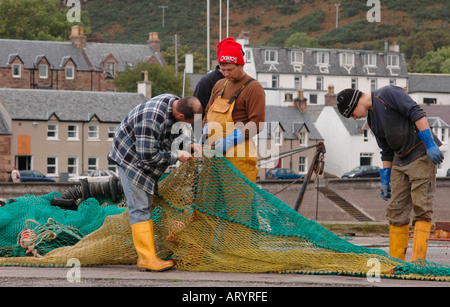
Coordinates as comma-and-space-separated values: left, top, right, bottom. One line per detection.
217, 37, 245, 65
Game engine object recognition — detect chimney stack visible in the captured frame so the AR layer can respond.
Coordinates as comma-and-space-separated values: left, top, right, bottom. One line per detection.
69, 25, 87, 48
137, 71, 152, 99
147, 32, 161, 53
325, 85, 337, 106
294, 89, 307, 113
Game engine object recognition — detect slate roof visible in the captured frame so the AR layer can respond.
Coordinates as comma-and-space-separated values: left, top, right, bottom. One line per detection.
0, 39, 165, 73
0, 111, 11, 135
249, 46, 408, 78
84, 42, 165, 72
408, 73, 450, 94
262, 105, 323, 141
0, 39, 91, 71
0, 88, 147, 123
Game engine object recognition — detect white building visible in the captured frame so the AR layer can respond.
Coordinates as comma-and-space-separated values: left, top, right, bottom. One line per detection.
238, 37, 408, 107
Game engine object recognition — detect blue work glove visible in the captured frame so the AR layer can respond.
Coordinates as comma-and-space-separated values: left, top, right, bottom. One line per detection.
418, 129, 444, 165
380, 168, 391, 201
213, 128, 245, 154
201, 124, 208, 145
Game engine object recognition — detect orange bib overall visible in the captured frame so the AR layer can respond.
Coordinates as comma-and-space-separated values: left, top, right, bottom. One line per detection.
206, 79, 258, 183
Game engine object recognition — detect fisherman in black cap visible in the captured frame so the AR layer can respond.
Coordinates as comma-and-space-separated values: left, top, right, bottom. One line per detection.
336, 86, 443, 262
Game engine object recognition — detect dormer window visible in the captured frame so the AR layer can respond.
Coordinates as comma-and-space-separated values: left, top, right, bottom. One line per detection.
106, 62, 115, 78
340, 52, 354, 66
265, 50, 278, 63
65, 66, 74, 80
387, 54, 399, 67
317, 52, 329, 65
291, 51, 303, 64
12, 64, 21, 78
364, 53, 377, 66
39, 64, 48, 79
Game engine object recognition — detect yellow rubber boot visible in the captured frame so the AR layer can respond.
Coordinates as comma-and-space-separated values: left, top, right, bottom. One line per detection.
131, 220, 174, 272
410, 221, 431, 262
389, 224, 410, 261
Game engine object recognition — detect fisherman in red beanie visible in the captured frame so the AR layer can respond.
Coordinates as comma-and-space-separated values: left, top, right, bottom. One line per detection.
202, 37, 265, 182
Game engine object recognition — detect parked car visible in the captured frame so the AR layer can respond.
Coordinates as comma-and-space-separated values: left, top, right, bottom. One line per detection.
342, 166, 380, 178
265, 168, 303, 180
68, 170, 117, 183
19, 170, 56, 182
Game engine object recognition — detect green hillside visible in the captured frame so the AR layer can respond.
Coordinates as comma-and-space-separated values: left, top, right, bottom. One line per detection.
82, 0, 450, 70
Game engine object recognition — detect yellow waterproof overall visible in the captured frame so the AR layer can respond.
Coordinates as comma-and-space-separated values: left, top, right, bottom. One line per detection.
206, 79, 258, 183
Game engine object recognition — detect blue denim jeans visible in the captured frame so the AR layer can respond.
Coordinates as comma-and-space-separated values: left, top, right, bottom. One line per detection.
118, 167, 153, 225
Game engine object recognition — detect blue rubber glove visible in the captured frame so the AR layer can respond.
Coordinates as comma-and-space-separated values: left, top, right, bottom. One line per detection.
201, 124, 208, 145
418, 129, 444, 165
213, 128, 245, 154
380, 168, 391, 201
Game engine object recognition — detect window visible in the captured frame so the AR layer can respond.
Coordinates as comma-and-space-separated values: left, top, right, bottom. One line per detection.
317, 52, 329, 65
432, 127, 448, 144
265, 50, 277, 63
47, 124, 58, 139
272, 75, 279, 88
245, 49, 252, 63
299, 132, 307, 146
363, 129, 369, 142
291, 51, 303, 64
66, 66, 74, 79
47, 157, 57, 175
68, 157, 78, 175
39, 65, 48, 79
299, 156, 306, 173
108, 126, 116, 141
68, 125, 79, 140
370, 79, 377, 91
88, 157, 98, 171
351, 78, 358, 89
106, 62, 115, 78
88, 125, 99, 140
12, 64, 21, 78
364, 54, 377, 66
389, 79, 396, 86
294, 76, 301, 89
108, 160, 118, 174
423, 98, 437, 104
387, 54, 399, 67
310, 94, 318, 104
274, 131, 282, 146
340, 53, 354, 66
316, 77, 323, 90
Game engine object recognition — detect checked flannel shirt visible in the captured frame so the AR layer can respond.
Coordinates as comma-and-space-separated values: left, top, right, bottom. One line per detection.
108, 94, 180, 194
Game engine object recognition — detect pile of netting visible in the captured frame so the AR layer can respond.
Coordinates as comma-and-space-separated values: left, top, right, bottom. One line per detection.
1, 152, 450, 281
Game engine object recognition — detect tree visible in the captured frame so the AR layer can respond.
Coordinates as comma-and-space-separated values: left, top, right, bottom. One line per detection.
114, 62, 190, 97
162, 44, 208, 74
414, 46, 450, 73
0, 0, 90, 41
285, 32, 318, 48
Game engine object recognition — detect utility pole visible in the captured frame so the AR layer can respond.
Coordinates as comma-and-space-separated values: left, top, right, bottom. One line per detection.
335, 3, 340, 28
207, 0, 210, 72
226, 0, 229, 37
219, 0, 222, 41
159, 5, 168, 28
174, 34, 178, 77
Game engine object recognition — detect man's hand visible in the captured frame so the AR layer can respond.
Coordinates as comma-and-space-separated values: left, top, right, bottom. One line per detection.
380, 168, 391, 201
177, 150, 193, 163
418, 129, 444, 165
